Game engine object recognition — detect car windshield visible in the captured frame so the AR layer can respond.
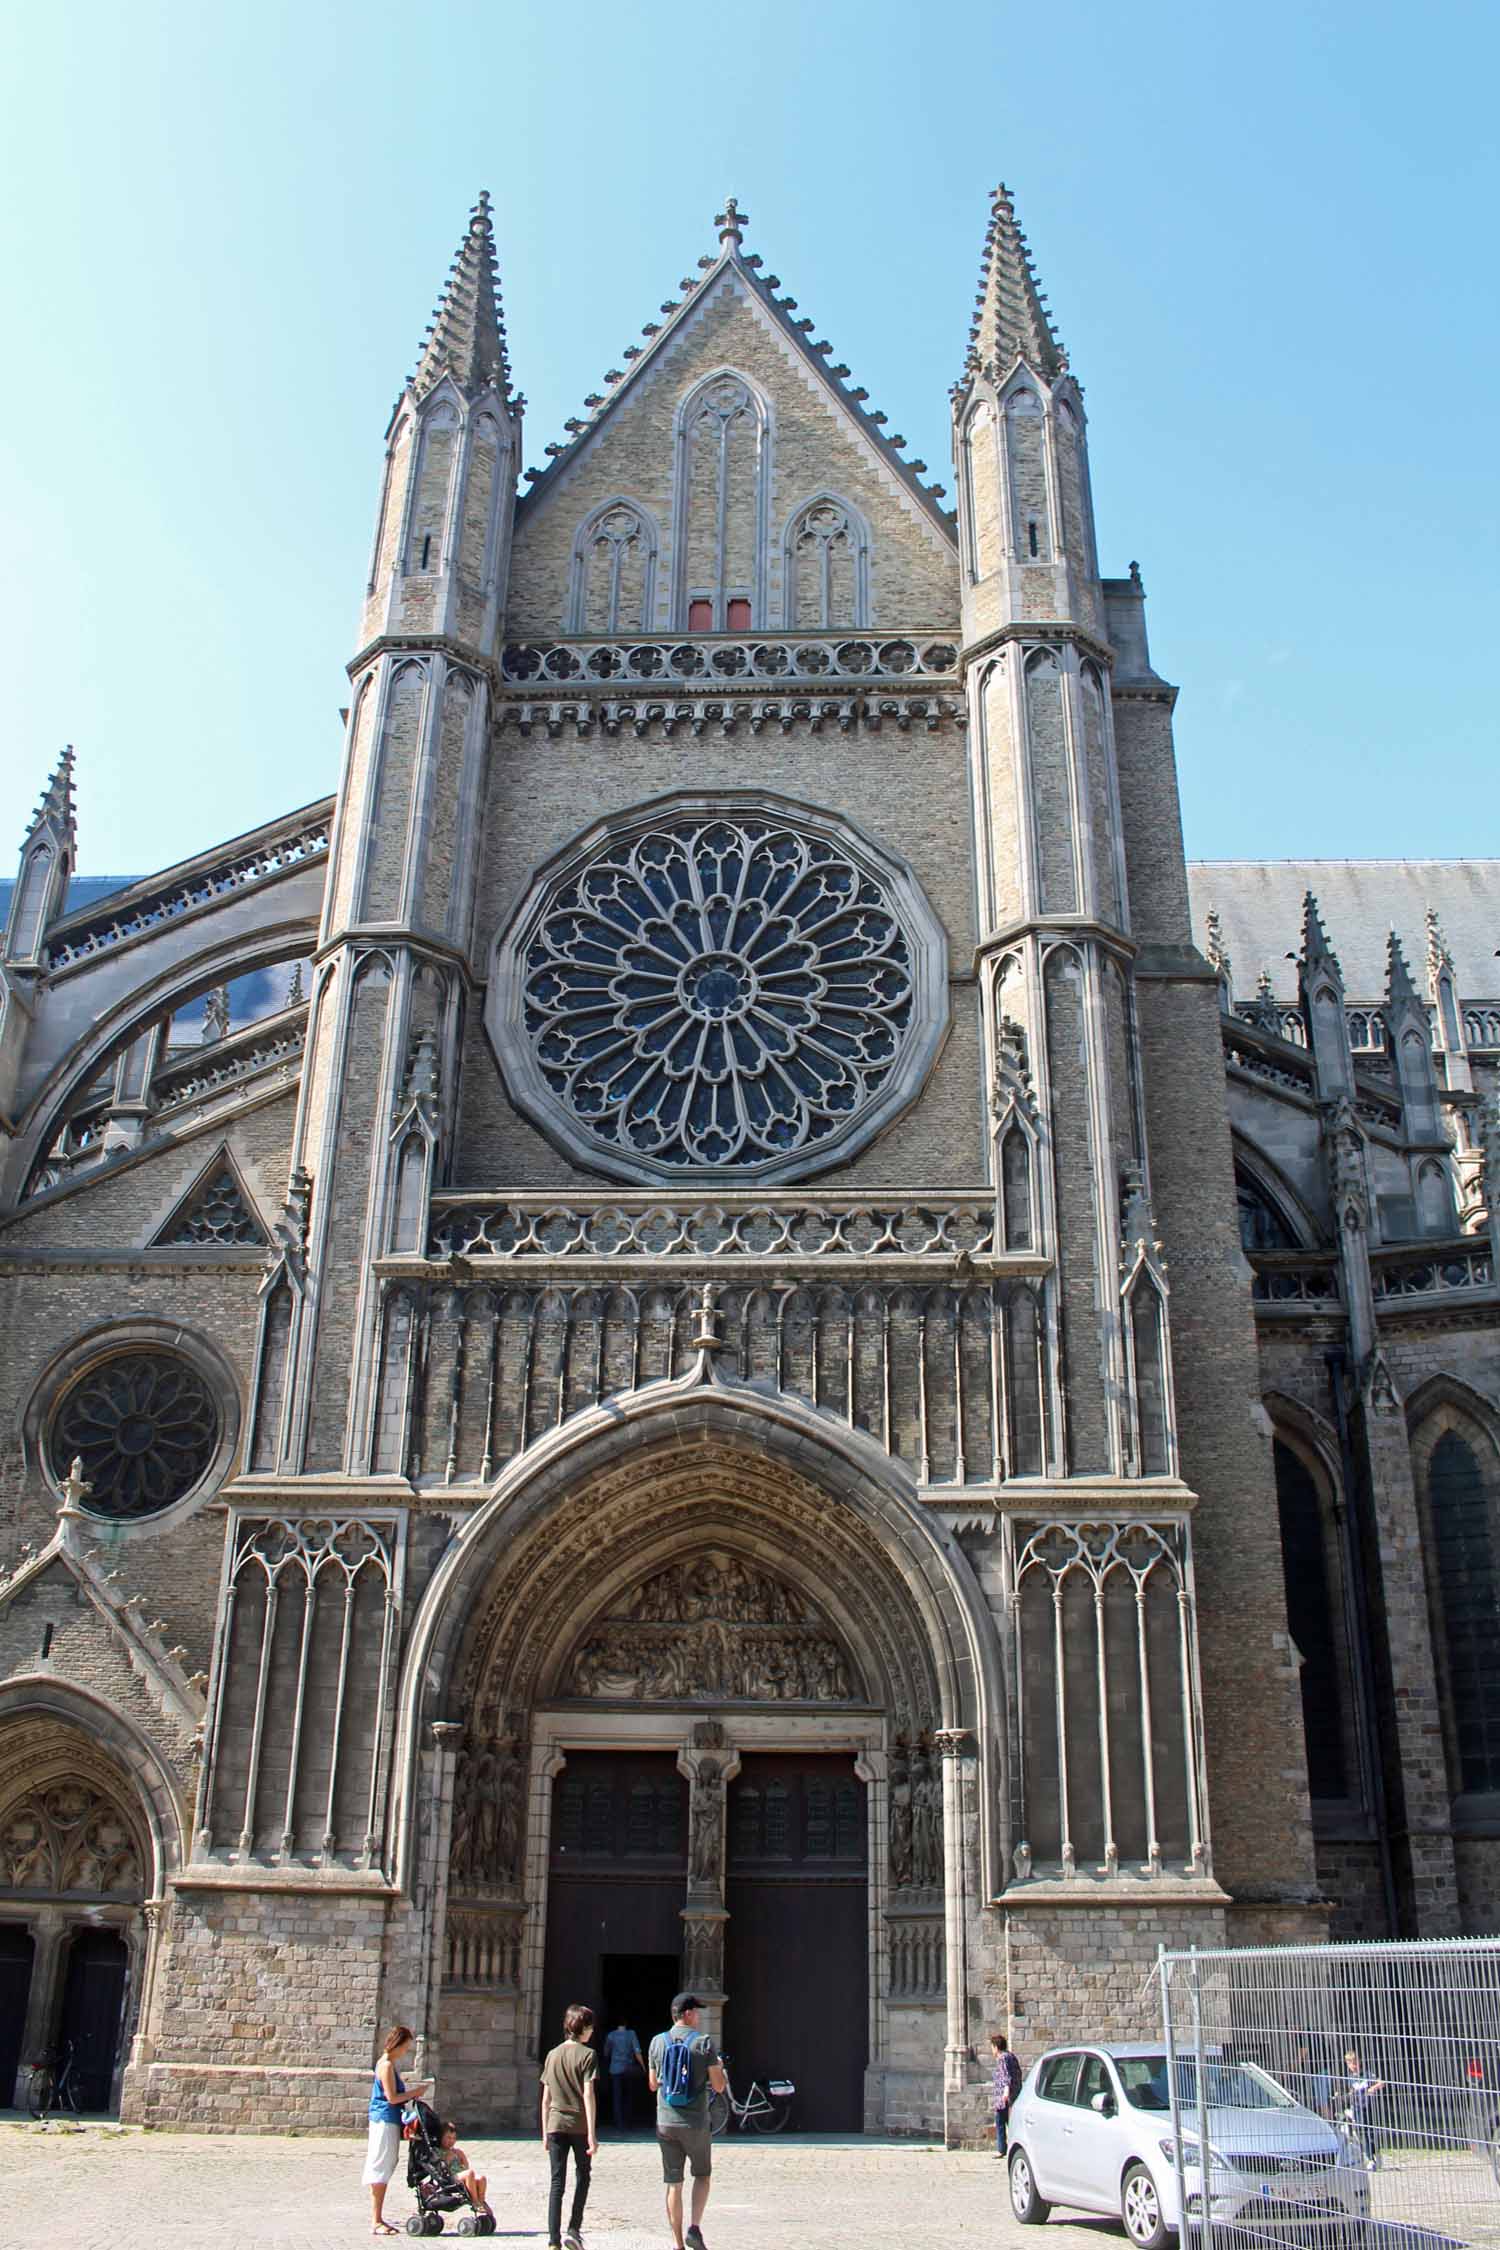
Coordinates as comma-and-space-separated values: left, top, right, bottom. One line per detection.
1117, 2057, 1297, 2113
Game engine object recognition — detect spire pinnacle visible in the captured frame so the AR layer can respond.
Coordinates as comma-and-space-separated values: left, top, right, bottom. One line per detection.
1386, 928, 1419, 1007
1300, 891, 1342, 982
28, 745, 75, 842
964, 182, 1065, 385
411, 192, 511, 402
714, 195, 748, 251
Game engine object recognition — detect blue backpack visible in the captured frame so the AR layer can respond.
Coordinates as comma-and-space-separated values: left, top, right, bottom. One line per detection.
659, 2031, 700, 2110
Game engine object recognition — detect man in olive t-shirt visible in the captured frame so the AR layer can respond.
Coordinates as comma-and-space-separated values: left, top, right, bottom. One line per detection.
648, 1992, 727, 2250
540, 2004, 599, 2250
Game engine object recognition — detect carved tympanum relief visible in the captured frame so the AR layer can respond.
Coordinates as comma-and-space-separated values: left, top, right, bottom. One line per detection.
0, 1783, 142, 1896
564, 1551, 863, 1705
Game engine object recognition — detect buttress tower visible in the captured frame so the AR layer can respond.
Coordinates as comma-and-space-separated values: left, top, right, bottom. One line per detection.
252, 195, 521, 1476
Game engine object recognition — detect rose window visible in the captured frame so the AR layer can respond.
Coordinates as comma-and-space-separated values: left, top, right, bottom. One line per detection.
50, 1349, 221, 1519
490, 799, 947, 1182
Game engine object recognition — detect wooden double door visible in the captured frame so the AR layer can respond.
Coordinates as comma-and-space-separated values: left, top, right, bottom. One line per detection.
540, 1749, 868, 2132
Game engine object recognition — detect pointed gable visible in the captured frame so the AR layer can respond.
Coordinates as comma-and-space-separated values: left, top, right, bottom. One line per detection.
150, 1147, 267, 1249
507, 205, 958, 636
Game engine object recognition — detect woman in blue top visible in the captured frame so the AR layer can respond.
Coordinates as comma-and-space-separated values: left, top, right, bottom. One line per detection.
365, 2024, 433, 2233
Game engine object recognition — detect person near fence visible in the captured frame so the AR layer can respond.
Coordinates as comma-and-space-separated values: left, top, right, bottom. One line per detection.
1343, 2049, 1386, 2170
540, 2003, 600, 2250
648, 1992, 727, 2250
991, 2032, 1023, 2156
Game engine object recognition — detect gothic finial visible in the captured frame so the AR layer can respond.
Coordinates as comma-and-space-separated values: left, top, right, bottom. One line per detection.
962, 180, 1065, 387
59, 1454, 92, 1519
411, 192, 512, 402
285, 960, 305, 1007
1425, 906, 1455, 987
1204, 906, 1232, 998
201, 985, 231, 1043
714, 195, 748, 251
690, 1280, 723, 1352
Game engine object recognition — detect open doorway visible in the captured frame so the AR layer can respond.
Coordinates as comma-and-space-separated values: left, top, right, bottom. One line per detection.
59, 1928, 129, 2113
599, 1953, 679, 2130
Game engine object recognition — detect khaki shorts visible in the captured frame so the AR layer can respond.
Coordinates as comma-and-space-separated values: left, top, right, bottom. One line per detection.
657, 2122, 713, 2182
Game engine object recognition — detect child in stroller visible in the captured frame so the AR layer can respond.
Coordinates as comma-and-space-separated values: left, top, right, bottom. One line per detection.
400, 2099, 496, 2236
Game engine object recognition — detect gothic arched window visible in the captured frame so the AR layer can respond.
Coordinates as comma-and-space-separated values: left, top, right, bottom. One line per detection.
671, 371, 771, 629
783, 494, 870, 628
1272, 1437, 1354, 1802
1236, 1168, 1299, 1253
566, 499, 658, 633
1416, 1416, 1500, 1798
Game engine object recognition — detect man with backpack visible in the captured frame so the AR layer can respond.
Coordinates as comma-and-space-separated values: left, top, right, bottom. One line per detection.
648, 1992, 728, 2250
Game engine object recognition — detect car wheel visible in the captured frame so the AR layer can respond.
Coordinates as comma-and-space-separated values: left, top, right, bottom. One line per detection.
1122, 2162, 1170, 2250
1009, 2147, 1051, 2225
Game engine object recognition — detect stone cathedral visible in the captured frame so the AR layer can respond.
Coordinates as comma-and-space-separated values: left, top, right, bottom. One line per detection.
0, 187, 1496, 2138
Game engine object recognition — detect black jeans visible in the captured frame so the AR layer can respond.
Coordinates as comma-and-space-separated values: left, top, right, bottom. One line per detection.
546, 2131, 591, 2242
610, 2072, 631, 2129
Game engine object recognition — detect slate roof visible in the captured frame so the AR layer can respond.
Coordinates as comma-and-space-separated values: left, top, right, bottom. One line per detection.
1187, 860, 1500, 1004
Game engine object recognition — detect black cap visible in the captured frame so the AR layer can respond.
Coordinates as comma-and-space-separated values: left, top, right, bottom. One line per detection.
671, 1992, 701, 2018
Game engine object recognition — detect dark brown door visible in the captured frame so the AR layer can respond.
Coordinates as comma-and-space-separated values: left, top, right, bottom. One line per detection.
541, 1753, 688, 2064
59, 1928, 128, 2111
725, 1753, 867, 2132
0, 1927, 34, 2108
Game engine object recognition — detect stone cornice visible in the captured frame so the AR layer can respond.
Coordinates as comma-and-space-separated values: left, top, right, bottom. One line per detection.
347, 634, 499, 687
958, 619, 1117, 676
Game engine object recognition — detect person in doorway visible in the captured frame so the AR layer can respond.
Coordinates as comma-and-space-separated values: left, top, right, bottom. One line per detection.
990, 2031, 1023, 2155
1344, 2049, 1386, 2170
601, 2017, 645, 2130
364, 2024, 432, 2235
649, 1992, 727, 2250
540, 2002, 599, 2250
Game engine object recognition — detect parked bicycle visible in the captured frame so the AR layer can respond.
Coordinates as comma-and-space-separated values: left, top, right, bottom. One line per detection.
707, 2053, 795, 2135
27, 2041, 81, 2121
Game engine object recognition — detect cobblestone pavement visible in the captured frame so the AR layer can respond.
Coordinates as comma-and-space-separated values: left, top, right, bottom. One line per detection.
10, 2122, 1495, 2250
2, 2123, 1103, 2250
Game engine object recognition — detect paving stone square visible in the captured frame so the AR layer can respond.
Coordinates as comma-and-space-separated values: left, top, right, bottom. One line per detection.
4, 2122, 1099, 2250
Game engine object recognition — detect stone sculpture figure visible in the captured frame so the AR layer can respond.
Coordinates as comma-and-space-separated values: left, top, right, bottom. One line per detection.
910, 1746, 943, 1890
690, 1762, 724, 1884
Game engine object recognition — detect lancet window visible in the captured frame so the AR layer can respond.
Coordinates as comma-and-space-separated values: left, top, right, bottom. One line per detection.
1272, 1436, 1357, 1804
672, 372, 770, 628
566, 500, 658, 633
1413, 1411, 1500, 1799
783, 495, 870, 628
1005, 1518, 1209, 1881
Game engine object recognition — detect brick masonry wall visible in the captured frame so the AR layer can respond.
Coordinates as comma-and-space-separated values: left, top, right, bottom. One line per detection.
123, 1884, 396, 2129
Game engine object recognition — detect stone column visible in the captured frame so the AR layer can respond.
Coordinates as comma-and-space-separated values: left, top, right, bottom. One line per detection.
934, 1727, 982, 2147
416, 1719, 464, 2085
128, 1900, 164, 2067
678, 1727, 739, 2049
19, 1909, 67, 2101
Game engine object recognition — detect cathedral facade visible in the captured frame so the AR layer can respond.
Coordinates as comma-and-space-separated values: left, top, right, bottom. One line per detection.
0, 187, 1496, 2138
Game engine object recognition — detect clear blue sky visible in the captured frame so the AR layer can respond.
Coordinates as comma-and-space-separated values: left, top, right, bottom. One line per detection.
2, 0, 1496, 881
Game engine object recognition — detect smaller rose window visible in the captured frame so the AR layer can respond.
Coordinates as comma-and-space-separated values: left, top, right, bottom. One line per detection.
50, 1350, 221, 1519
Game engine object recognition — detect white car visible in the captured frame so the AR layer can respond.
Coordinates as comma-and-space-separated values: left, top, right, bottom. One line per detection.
1006, 2042, 1371, 2248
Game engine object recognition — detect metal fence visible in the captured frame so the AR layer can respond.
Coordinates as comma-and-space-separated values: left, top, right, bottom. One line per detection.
1159, 1939, 1500, 2250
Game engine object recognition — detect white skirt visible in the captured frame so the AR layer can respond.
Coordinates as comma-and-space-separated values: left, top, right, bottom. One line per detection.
362, 2119, 402, 2185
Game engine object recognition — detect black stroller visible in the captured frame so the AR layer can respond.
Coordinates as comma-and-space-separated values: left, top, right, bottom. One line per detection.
401, 2099, 496, 2236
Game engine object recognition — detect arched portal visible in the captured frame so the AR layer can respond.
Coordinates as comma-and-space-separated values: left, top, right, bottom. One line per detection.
0, 1694, 169, 2113
396, 1366, 1001, 2135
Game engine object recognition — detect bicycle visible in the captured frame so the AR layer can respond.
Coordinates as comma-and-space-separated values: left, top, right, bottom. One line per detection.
707, 2054, 795, 2136
27, 2041, 81, 2122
